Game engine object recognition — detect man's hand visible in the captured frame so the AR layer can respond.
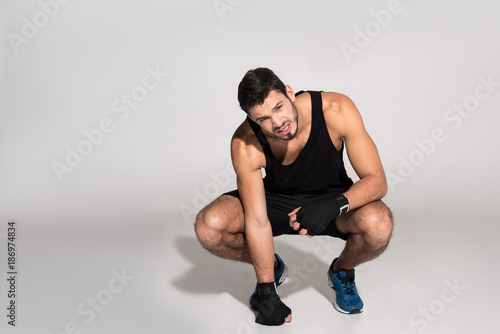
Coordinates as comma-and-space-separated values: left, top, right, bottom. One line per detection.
255, 283, 292, 326
288, 195, 349, 236
288, 207, 313, 237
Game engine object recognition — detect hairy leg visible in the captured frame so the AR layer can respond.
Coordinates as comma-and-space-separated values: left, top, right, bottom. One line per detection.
194, 195, 252, 264
333, 200, 393, 270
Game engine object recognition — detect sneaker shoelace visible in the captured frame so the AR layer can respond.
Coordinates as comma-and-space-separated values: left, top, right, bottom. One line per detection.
336, 271, 355, 295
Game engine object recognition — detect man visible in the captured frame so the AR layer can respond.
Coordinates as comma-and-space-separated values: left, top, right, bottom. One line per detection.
195, 68, 393, 326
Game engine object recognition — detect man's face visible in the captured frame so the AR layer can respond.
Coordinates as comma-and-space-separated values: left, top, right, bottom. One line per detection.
248, 88, 299, 141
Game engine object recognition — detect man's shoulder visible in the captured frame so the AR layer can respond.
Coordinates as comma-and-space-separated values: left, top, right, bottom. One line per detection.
320, 92, 354, 115
321, 91, 363, 136
232, 118, 256, 146
231, 119, 265, 168
296, 90, 353, 116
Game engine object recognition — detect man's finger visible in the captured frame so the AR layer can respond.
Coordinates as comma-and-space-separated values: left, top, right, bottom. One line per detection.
288, 207, 302, 226
288, 207, 301, 216
298, 228, 308, 235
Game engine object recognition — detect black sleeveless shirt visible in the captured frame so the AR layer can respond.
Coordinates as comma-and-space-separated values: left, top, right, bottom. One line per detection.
247, 90, 353, 195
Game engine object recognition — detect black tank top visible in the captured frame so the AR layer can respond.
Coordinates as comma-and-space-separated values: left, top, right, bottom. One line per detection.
247, 90, 353, 195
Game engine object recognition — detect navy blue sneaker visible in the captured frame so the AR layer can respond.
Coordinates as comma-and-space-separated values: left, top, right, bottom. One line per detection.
326, 258, 364, 314
249, 253, 288, 310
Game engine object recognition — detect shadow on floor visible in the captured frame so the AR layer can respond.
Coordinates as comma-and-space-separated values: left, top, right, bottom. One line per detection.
171, 235, 343, 307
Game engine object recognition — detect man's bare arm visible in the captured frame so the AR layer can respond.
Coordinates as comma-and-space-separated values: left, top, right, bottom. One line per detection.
231, 127, 275, 283
326, 93, 387, 209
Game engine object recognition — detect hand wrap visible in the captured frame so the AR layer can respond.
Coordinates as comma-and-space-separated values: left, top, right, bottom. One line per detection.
296, 194, 349, 236
255, 282, 291, 326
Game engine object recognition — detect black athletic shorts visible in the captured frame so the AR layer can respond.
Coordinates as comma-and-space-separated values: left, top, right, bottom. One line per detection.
221, 188, 349, 240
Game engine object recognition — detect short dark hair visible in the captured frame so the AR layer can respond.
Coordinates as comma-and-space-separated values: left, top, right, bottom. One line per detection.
237, 67, 287, 113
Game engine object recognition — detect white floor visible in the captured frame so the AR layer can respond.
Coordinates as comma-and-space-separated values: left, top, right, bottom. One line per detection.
2, 207, 498, 334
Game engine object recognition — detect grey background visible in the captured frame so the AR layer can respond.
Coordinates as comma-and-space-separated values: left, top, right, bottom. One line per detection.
1, 0, 499, 333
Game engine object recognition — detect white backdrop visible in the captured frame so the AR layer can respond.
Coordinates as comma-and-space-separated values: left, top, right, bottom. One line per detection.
1, 1, 499, 333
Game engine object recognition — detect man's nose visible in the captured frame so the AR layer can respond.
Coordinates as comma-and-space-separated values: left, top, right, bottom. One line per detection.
272, 115, 283, 128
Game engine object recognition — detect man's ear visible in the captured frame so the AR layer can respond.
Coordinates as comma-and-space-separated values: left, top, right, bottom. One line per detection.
285, 85, 295, 102
246, 109, 256, 122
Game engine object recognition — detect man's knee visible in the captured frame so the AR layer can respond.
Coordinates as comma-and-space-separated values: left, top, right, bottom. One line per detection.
363, 201, 393, 245
194, 206, 224, 250
341, 201, 393, 246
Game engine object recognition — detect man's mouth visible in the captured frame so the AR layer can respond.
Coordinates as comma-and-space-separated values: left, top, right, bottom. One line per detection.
277, 123, 291, 135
